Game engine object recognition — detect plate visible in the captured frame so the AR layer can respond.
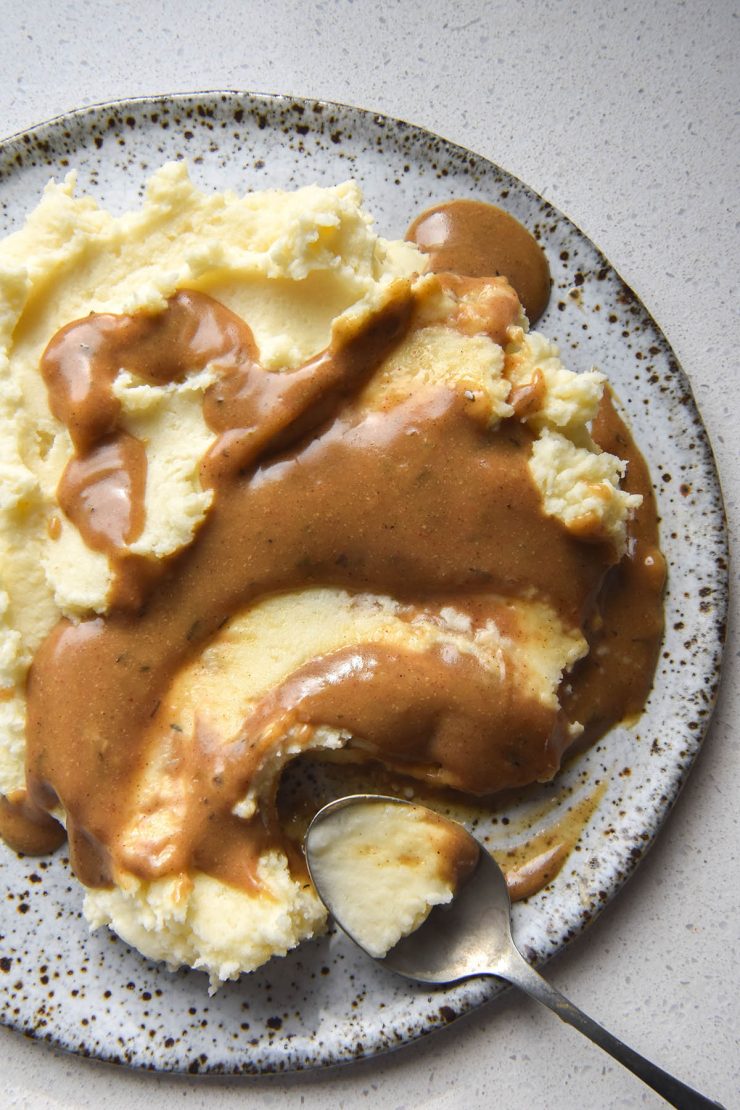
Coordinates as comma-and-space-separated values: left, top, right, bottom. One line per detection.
0, 91, 728, 1073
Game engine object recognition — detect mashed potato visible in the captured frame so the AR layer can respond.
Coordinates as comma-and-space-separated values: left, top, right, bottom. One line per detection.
0, 164, 642, 987
306, 799, 478, 959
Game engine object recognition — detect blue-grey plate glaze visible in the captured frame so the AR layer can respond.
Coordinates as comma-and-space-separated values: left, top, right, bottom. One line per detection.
0, 91, 728, 1073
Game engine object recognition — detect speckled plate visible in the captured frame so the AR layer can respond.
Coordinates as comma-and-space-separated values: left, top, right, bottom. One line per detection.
0, 92, 728, 1074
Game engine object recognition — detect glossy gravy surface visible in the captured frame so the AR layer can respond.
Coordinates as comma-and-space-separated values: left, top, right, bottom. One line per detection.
0, 200, 664, 902
407, 198, 552, 324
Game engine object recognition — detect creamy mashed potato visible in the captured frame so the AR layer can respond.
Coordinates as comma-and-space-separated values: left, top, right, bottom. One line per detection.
0, 165, 641, 987
306, 800, 477, 959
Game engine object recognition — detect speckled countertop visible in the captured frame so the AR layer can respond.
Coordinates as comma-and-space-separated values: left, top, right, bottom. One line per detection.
1, 2, 737, 1108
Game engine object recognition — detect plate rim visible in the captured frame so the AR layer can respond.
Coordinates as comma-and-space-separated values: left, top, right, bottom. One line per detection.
0, 88, 730, 1075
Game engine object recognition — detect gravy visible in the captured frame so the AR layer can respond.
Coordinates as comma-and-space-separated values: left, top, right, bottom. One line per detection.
0, 201, 663, 906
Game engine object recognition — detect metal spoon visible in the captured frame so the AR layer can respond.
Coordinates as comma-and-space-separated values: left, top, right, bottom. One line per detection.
305, 795, 723, 1109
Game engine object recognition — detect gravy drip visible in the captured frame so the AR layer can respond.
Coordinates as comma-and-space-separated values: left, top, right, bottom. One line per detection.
0, 790, 66, 856
499, 780, 607, 900
562, 390, 666, 743
407, 199, 551, 324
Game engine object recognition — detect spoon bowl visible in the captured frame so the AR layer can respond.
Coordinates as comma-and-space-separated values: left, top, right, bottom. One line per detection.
305, 794, 723, 1110
378, 839, 517, 984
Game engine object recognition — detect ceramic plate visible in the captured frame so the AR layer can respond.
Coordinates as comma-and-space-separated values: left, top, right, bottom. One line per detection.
0, 92, 728, 1073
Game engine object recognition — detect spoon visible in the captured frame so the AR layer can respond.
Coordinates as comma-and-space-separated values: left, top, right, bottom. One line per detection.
305, 795, 724, 1109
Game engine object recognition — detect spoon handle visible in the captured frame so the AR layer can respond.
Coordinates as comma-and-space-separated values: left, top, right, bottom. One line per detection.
492, 946, 724, 1109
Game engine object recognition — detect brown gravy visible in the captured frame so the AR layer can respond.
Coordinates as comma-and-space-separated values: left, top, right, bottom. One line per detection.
562, 390, 666, 744
0, 790, 66, 856
499, 781, 607, 900
407, 198, 551, 324
0, 200, 663, 907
